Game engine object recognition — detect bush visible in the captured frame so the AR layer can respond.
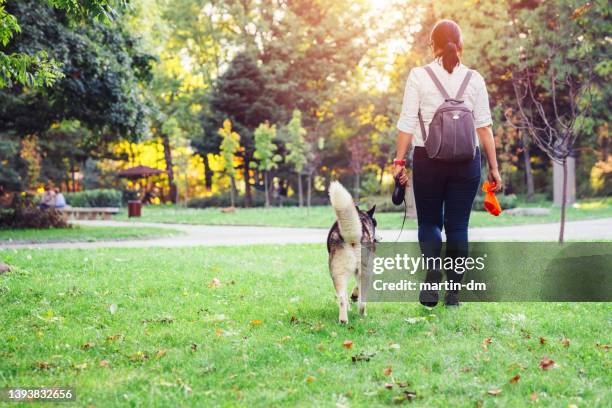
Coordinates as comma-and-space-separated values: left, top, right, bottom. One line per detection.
0, 194, 69, 229
472, 193, 518, 211
64, 189, 122, 207
361, 195, 403, 213
186, 191, 329, 208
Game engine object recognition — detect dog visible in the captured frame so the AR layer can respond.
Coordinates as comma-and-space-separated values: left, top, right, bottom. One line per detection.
327, 181, 377, 324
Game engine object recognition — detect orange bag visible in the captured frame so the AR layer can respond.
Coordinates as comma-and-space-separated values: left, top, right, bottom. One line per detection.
482, 181, 502, 216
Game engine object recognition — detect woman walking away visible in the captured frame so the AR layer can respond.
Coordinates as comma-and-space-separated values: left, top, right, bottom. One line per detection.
393, 19, 502, 307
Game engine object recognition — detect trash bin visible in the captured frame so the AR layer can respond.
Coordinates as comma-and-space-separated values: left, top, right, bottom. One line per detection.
128, 200, 142, 218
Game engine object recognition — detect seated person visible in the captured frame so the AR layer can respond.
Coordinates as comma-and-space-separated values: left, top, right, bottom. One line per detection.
39, 186, 55, 209
54, 188, 66, 208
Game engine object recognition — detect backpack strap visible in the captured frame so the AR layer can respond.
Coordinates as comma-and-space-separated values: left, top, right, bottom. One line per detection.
418, 110, 427, 141
423, 65, 451, 100
455, 70, 473, 100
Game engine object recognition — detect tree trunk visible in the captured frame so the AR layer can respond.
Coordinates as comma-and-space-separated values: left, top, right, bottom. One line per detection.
306, 172, 312, 211
522, 134, 535, 201
297, 173, 303, 207
354, 173, 360, 201
264, 171, 270, 207
243, 154, 252, 207
161, 133, 178, 204
230, 176, 236, 208
559, 159, 567, 243
202, 153, 213, 191
70, 160, 76, 192
379, 165, 385, 194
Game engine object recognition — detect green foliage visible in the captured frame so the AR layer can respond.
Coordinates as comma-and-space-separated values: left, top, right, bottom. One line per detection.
253, 122, 281, 172
285, 110, 308, 174
64, 189, 122, 208
218, 119, 240, 178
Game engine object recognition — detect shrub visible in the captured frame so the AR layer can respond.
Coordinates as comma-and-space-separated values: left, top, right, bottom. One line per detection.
361, 195, 403, 213
187, 191, 329, 208
64, 189, 122, 207
0, 194, 69, 229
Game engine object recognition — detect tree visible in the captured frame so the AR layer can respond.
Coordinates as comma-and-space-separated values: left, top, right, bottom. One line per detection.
218, 119, 240, 208
0, 0, 123, 88
209, 52, 276, 207
285, 110, 308, 207
507, 1, 601, 242
253, 122, 281, 207
0, 0, 152, 192
347, 135, 373, 201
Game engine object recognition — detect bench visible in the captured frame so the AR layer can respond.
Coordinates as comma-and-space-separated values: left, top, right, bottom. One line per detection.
60, 207, 120, 220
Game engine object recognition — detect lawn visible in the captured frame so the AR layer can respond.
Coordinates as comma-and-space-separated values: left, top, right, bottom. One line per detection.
112, 197, 612, 229
1, 245, 609, 406
0, 225, 182, 244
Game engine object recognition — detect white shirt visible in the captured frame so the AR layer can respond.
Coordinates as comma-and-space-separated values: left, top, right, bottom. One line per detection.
397, 60, 493, 147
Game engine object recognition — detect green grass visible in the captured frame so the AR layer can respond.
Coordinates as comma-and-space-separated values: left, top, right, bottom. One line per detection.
1, 245, 610, 406
0, 225, 182, 244
112, 198, 612, 229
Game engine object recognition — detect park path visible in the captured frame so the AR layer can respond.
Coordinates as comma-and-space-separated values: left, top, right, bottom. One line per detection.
1, 218, 611, 250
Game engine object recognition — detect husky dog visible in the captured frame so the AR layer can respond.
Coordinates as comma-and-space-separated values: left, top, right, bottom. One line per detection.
327, 181, 377, 324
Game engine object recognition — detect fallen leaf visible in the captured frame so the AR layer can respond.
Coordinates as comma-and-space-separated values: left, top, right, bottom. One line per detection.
250, 319, 263, 326
539, 357, 557, 370
561, 338, 570, 348
539, 337, 546, 345
155, 349, 167, 359
208, 278, 221, 288
190, 343, 198, 352
383, 366, 392, 376
393, 390, 416, 403
215, 328, 224, 337
483, 337, 493, 351
34, 361, 50, 370
73, 363, 88, 370
80, 342, 94, 350
316, 343, 325, 352
487, 388, 502, 396
99, 360, 110, 367
342, 340, 353, 349
305, 375, 316, 383
388, 343, 400, 350
290, 316, 299, 324
129, 351, 149, 362
384, 382, 394, 389
596, 343, 610, 351
106, 334, 123, 342
395, 381, 409, 388
509, 374, 521, 384
530, 392, 538, 401
571, 3, 593, 20
109, 303, 118, 315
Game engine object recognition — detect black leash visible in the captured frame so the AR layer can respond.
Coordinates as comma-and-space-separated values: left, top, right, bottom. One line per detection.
395, 198, 407, 243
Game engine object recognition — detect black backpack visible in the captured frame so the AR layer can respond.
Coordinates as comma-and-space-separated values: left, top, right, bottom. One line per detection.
418, 66, 477, 162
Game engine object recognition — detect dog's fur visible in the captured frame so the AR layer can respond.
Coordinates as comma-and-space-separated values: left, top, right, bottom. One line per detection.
327, 181, 377, 324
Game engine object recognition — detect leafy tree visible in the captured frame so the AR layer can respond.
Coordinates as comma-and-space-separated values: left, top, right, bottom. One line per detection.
209, 52, 276, 207
285, 110, 308, 206
0, 0, 152, 191
253, 122, 281, 207
218, 119, 240, 208
0, 0, 123, 88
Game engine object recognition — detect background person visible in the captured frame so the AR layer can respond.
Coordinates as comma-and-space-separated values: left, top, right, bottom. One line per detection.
39, 185, 56, 209
54, 188, 66, 208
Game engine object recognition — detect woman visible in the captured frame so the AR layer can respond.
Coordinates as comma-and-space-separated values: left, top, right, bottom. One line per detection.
393, 20, 502, 307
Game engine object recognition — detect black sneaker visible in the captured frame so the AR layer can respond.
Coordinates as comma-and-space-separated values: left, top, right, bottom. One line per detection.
444, 291, 460, 307
419, 269, 442, 307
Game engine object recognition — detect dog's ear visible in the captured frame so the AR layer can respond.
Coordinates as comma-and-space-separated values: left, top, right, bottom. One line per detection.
367, 205, 376, 217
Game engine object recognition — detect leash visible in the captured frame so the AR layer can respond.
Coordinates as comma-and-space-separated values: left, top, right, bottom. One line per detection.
395, 198, 407, 242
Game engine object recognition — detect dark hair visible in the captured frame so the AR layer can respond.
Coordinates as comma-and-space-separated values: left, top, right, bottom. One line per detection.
430, 20, 463, 74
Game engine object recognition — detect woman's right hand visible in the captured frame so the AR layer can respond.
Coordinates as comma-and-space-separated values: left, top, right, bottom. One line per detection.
393, 165, 409, 187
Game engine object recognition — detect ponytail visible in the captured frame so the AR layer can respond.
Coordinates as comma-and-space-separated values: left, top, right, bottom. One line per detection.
430, 20, 463, 74
441, 42, 460, 74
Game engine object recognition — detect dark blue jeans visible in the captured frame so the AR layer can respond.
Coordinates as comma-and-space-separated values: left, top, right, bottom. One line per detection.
412, 147, 481, 281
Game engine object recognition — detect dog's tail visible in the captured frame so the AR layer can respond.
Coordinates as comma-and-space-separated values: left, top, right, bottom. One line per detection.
329, 181, 361, 244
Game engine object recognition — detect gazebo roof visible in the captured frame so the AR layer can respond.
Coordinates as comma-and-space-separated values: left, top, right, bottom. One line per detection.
117, 165, 165, 178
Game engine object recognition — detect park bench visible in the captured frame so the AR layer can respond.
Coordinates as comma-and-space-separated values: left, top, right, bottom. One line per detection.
59, 207, 120, 220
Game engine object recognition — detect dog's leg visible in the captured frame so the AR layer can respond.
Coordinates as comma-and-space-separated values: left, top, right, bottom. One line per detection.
356, 250, 367, 317
330, 250, 354, 324
350, 285, 359, 303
